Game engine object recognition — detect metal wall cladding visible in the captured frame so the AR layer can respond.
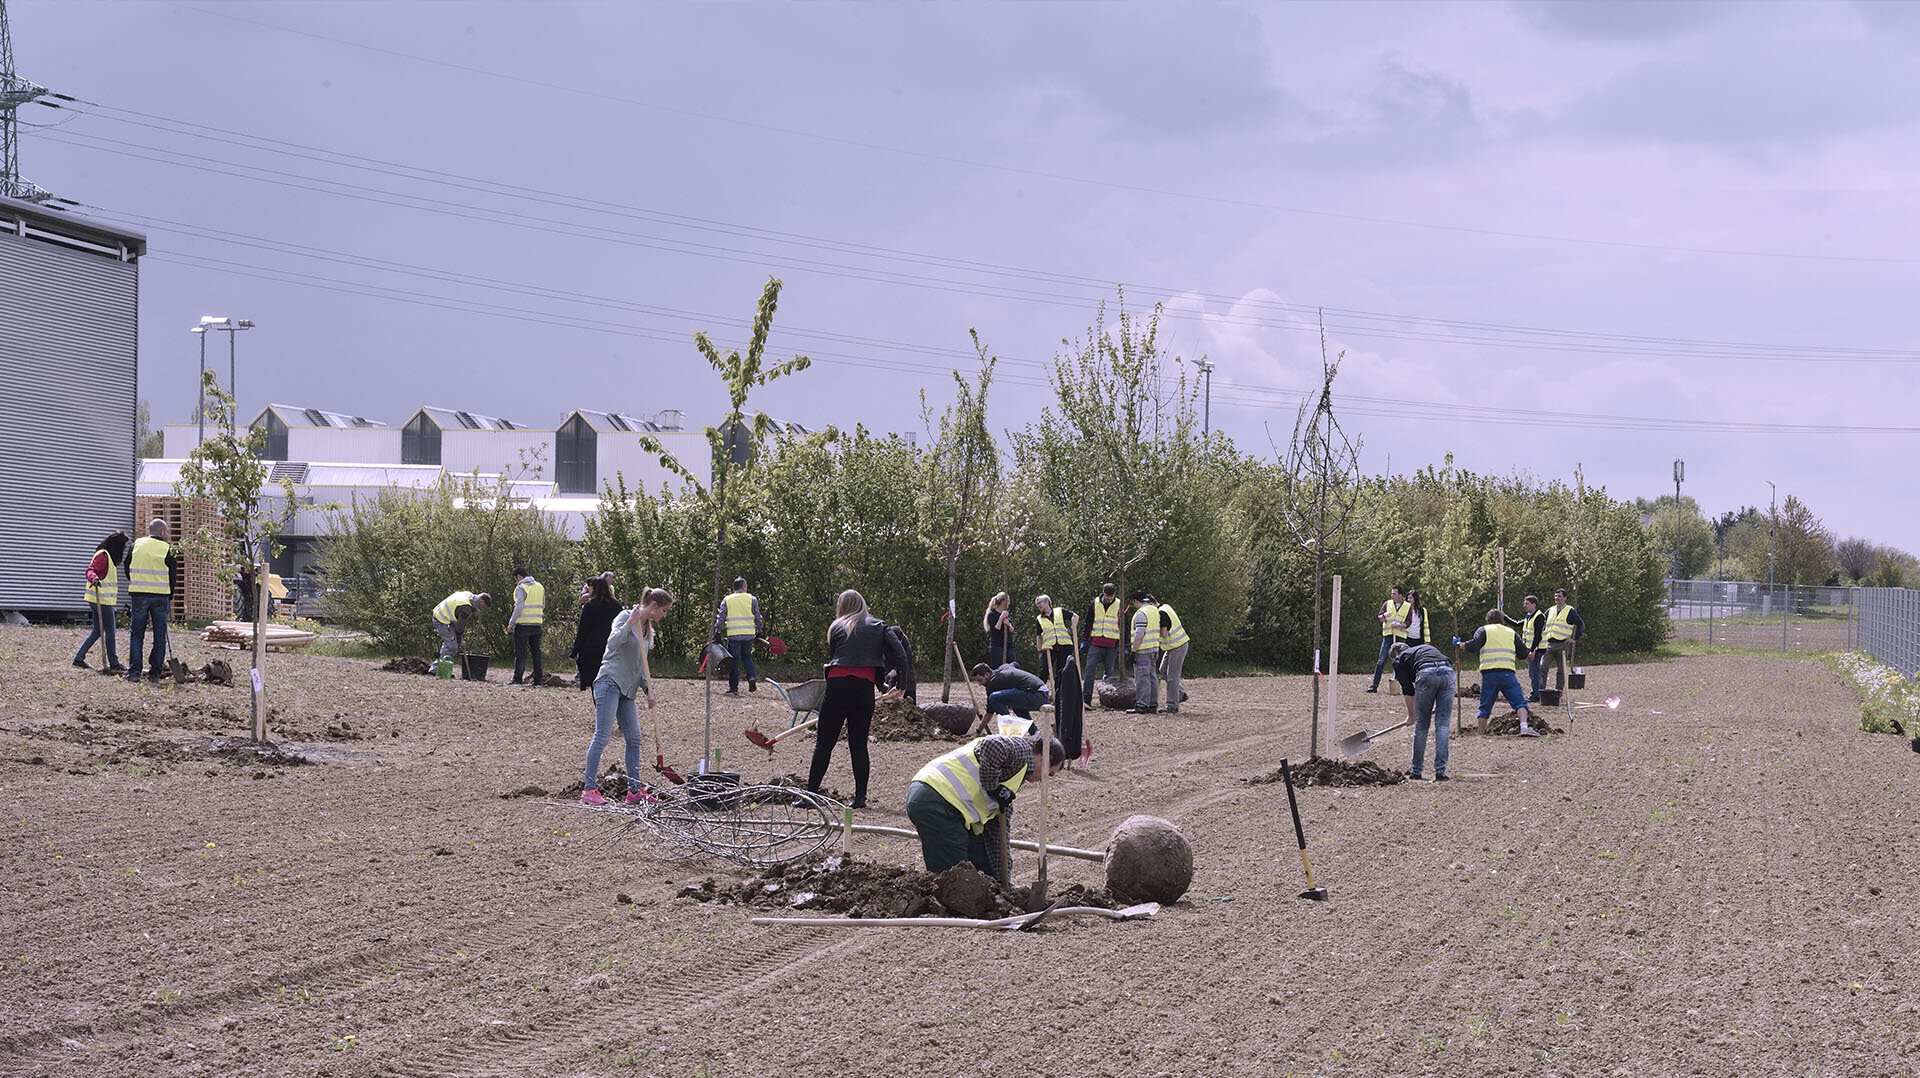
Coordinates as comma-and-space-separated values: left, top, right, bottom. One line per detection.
0, 231, 138, 612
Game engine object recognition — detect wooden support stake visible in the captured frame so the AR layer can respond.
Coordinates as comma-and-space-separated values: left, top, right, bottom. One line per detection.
250, 561, 267, 742
1327, 574, 1343, 751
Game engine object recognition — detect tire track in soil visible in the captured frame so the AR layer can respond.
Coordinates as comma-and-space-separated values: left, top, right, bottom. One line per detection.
373, 928, 870, 1078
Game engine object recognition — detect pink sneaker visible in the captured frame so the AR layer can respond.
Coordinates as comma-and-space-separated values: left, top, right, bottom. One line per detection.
581, 788, 608, 806
625, 788, 661, 806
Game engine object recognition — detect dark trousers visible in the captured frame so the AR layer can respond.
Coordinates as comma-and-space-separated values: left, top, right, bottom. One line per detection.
127, 593, 170, 680
906, 781, 992, 874
986, 637, 1012, 669
512, 624, 544, 684
574, 655, 601, 691
808, 676, 875, 800
727, 638, 757, 691
75, 601, 120, 669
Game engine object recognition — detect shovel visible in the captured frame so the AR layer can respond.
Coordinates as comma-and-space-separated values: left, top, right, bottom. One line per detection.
1338, 718, 1411, 758
951, 642, 987, 734
1279, 757, 1327, 901
744, 714, 820, 754
635, 613, 684, 785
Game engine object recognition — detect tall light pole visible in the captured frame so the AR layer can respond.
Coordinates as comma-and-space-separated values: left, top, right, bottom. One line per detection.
1198, 359, 1215, 437
1766, 480, 1777, 591
199, 316, 255, 426
1672, 459, 1684, 581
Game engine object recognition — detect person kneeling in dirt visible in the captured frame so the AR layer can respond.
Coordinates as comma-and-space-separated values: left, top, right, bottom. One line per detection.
971, 662, 1049, 719
1456, 607, 1537, 737
431, 590, 491, 663
1391, 641, 1457, 780
906, 732, 1065, 874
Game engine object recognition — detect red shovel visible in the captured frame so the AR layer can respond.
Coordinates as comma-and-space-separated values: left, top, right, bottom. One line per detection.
744, 714, 819, 755
638, 618, 684, 784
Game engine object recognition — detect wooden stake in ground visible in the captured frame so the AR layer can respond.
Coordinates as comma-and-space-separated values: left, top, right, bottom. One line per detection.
1326, 574, 1342, 752
1497, 546, 1505, 611
1029, 704, 1053, 912
250, 562, 267, 742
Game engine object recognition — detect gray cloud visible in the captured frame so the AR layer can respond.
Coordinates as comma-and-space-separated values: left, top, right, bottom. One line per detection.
1516, 0, 1727, 41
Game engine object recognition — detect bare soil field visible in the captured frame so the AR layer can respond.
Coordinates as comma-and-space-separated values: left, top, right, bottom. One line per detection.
3, 624, 1917, 1077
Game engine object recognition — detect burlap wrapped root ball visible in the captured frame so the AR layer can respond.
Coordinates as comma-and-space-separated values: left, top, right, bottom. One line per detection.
1104, 814, 1193, 903
920, 701, 978, 736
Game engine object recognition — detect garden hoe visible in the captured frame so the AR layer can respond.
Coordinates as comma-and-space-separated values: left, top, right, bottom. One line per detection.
743, 714, 820, 754
1338, 718, 1411, 758
1279, 758, 1327, 901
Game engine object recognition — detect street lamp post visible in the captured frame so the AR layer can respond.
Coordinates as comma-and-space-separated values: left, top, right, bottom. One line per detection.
1766, 480, 1777, 591
197, 316, 255, 427
1198, 359, 1215, 437
1672, 459, 1684, 582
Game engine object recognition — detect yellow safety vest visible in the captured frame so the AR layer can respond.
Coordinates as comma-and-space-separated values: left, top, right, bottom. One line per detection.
1381, 600, 1412, 638
86, 557, 119, 606
722, 591, 757, 638
1090, 598, 1121, 643
128, 537, 170, 595
913, 739, 1028, 834
1478, 623, 1518, 672
433, 591, 474, 625
515, 579, 545, 626
1133, 603, 1161, 652
1160, 603, 1190, 649
1543, 605, 1575, 644
1035, 609, 1070, 648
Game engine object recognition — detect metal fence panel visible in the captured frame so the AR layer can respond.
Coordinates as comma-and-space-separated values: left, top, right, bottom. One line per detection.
1664, 579, 1861, 655
1858, 587, 1920, 678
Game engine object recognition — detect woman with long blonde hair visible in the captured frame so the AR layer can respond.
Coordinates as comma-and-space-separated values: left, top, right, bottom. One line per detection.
982, 591, 1013, 668
808, 588, 909, 809
581, 587, 674, 805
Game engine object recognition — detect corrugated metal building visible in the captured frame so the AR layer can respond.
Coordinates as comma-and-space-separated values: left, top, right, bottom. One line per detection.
0, 197, 146, 615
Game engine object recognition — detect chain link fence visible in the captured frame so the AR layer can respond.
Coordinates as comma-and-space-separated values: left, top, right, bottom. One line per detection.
1664, 579, 1859, 653
1857, 587, 1920, 678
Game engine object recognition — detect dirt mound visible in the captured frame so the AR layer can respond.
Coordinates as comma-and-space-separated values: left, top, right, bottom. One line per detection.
1482, 712, 1560, 736
380, 657, 433, 676
919, 701, 978, 736
208, 739, 312, 767
541, 673, 573, 688
1246, 757, 1406, 787
767, 773, 847, 803
871, 697, 951, 742
1095, 678, 1136, 711
677, 852, 1119, 919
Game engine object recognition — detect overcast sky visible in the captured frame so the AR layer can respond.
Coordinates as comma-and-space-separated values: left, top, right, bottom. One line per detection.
15, 0, 1919, 556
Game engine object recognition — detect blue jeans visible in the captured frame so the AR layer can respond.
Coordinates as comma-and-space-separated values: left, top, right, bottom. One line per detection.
1082, 643, 1119, 697
586, 675, 643, 791
126, 593, 170, 680
1477, 669, 1530, 718
1369, 636, 1397, 687
1526, 652, 1544, 697
1412, 665, 1455, 778
987, 687, 1049, 717
727, 637, 756, 691
74, 601, 120, 669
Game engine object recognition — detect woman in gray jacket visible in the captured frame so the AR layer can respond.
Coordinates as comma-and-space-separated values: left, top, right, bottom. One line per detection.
582, 587, 674, 805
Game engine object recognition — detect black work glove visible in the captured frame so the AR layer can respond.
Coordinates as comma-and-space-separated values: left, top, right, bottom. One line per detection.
988, 785, 1016, 809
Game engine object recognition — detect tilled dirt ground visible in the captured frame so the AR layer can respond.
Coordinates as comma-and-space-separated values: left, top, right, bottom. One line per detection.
2, 625, 1917, 1076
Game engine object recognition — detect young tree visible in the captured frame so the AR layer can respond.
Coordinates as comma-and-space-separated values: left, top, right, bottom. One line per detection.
136, 399, 164, 459
918, 336, 999, 700
1773, 494, 1835, 586
1836, 536, 1877, 584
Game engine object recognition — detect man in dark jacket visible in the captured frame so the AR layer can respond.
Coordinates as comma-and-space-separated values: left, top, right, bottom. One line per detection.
1504, 595, 1548, 702
971, 662, 1049, 719
1390, 641, 1457, 780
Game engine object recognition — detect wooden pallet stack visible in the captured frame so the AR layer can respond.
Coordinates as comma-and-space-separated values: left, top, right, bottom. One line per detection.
199, 621, 318, 652
135, 495, 229, 622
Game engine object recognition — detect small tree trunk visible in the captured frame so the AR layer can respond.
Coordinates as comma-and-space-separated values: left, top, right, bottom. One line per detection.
941, 557, 958, 703
251, 561, 267, 742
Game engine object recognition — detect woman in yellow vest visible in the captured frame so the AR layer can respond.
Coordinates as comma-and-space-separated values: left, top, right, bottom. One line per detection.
1368, 587, 1413, 692
905, 731, 1064, 875
73, 531, 130, 673
1457, 607, 1538, 736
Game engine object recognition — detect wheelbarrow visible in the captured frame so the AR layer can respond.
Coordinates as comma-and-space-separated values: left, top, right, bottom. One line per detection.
744, 677, 828, 753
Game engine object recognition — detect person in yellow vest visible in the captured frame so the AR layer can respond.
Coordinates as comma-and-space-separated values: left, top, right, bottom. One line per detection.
124, 519, 180, 684
1367, 586, 1413, 692
905, 731, 1065, 875
1503, 595, 1548, 702
1031, 594, 1077, 686
1539, 587, 1586, 695
713, 577, 764, 695
432, 589, 491, 663
1157, 601, 1192, 714
1081, 583, 1124, 698
508, 568, 547, 686
74, 530, 130, 673
1129, 589, 1162, 714
1457, 607, 1538, 736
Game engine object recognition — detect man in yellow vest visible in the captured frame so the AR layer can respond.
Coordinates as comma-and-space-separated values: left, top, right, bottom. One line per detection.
1539, 587, 1585, 695
432, 590, 491, 663
1158, 601, 1192, 714
1458, 607, 1537, 736
1081, 583, 1124, 699
1031, 594, 1077, 686
1504, 594, 1549, 702
905, 730, 1065, 876
1129, 590, 1162, 714
508, 568, 547, 686
1367, 586, 1413, 693
713, 577, 764, 695
125, 519, 179, 683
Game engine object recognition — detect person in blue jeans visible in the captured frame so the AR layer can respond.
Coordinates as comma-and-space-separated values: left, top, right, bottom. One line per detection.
1457, 607, 1538, 737
124, 519, 179, 683
74, 531, 129, 673
582, 587, 675, 806
1391, 641, 1456, 780
971, 662, 1049, 719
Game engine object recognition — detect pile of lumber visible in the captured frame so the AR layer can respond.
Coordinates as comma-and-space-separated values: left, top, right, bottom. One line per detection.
200, 620, 318, 652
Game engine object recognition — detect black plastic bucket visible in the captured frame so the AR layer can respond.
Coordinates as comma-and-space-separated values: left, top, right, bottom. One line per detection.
1568, 671, 1586, 690
1540, 688, 1562, 706
685, 770, 741, 809
461, 654, 491, 681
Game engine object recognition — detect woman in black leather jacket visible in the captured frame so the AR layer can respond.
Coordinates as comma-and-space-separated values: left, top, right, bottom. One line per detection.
806, 589, 909, 809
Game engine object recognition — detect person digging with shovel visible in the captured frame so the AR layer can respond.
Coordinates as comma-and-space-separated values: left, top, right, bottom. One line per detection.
580, 587, 674, 806
1391, 640, 1457, 780
905, 731, 1065, 875
1456, 607, 1538, 737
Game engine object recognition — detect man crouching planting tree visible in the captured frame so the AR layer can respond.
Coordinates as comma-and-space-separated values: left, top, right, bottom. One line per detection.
906, 731, 1065, 880
174, 375, 293, 742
